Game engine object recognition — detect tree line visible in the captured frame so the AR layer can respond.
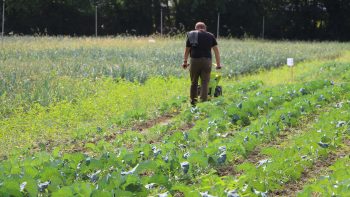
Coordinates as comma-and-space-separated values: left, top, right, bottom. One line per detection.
2, 0, 350, 40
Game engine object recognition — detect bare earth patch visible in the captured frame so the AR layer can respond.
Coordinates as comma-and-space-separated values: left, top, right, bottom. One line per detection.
271, 138, 350, 196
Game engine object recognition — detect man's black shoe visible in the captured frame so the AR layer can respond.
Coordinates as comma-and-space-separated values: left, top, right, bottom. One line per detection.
190, 100, 197, 106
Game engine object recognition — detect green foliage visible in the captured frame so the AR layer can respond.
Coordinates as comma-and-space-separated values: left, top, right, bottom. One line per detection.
0, 38, 350, 196
298, 157, 350, 196
1, 37, 349, 118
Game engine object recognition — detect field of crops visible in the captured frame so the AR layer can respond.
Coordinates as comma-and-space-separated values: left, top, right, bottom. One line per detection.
0, 37, 349, 196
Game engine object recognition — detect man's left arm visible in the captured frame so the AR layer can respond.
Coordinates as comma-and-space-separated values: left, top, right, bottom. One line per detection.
212, 46, 221, 69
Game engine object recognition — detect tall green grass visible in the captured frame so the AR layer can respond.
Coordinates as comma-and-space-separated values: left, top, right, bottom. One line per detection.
1, 37, 349, 119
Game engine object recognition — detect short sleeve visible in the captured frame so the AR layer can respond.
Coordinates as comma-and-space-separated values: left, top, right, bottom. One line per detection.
186, 37, 191, 47
212, 36, 218, 47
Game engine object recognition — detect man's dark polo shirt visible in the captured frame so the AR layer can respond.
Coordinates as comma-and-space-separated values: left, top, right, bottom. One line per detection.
186, 31, 218, 59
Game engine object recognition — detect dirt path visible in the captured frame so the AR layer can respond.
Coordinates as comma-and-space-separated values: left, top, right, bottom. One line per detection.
216, 105, 349, 196
271, 138, 350, 196
30, 112, 180, 154
147, 121, 194, 144
217, 112, 319, 176
103, 113, 177, 141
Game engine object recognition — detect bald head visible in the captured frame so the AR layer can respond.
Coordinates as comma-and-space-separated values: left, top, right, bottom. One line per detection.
195, 22, 207, 31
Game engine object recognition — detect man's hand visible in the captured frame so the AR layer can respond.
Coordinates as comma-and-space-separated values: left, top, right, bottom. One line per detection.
213, 63, 222, 70
182, 62, 189, 69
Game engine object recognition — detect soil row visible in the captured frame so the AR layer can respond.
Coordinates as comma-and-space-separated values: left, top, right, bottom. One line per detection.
273, 138, 350, 196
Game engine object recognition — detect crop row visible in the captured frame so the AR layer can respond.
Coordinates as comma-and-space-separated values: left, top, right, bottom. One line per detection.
236, 95, 350, 196
0, 78, 345, 196
1, 40, 350, 196
115, 79, 332, 152
0, 77, 188, 157
161, 82, 349, 196
1, 38, 350, 118
167, 83, 349, 196
0, 79, 266, 196
298, 156, 350, 196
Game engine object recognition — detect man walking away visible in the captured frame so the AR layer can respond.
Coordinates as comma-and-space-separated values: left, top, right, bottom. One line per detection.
182, 22, 221, 106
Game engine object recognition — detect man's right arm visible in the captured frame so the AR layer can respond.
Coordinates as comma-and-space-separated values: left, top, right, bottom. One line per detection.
182, 47, 191, 69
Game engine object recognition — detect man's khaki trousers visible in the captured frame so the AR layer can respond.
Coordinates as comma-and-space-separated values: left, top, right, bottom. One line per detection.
189, 57, 212, 104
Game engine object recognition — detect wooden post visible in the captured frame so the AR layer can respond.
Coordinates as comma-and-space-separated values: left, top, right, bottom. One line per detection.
160, 7, 163, 36
1, 0, 5, 39
217, 12, 220, 39
95, 5, 98, 37
291, 65, 294, 83
262, 16, 265, 39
